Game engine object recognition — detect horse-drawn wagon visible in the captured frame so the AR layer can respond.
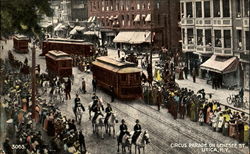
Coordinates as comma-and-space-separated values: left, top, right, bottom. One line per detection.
45, 50, 73, 77
92, 56, 142, 99
13, 35, 29, 53
41, 38, 95, 57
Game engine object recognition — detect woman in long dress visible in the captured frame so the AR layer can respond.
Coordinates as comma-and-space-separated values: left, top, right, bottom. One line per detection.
229, 119, 236, 138
222, 117, 229, 136
244, 122, 249, 144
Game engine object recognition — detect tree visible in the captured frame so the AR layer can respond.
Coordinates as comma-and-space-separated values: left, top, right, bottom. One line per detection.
0, 0, 53, 38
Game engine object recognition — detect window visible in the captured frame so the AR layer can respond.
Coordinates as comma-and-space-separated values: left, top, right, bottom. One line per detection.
237, 30, 242, 49
224, 30, 231, 48
186, 2, 193, 18
204, 1, 211, 17
196, 2, 202, 18
148, 2, 150, 10
158, 14, 160, 24
223, 0, 230, 17
187, 28, 194, 44
181, 2, 184, 18
182, 29, 185, 44
215, 30, 222, 47
213, 0, 221, 17
236, 0, 242, 17
244, 0, 249, 17
205, 29, 212, 45
197, 29, 203, 45
157, 2, 160, 9
246, 31, 250, 50
137, 4, 140, 10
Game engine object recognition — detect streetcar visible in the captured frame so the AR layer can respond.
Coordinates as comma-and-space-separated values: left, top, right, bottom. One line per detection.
41, 38, 95, 57
13, 35, 30, 53
45, 50, 73, 77
92, 56, 142, 99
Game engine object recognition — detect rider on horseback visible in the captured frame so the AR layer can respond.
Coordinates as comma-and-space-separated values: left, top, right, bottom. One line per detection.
104, 103, 112, 124
132, 119, 142, 144
92, 103, 104, 123
118, 119, 130, 143
73, 94, 85, 119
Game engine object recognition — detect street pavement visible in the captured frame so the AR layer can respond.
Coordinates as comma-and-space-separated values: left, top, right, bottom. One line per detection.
0, 39, 249, 154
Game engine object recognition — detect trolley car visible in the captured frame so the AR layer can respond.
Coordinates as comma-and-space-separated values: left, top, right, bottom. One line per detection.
92, 56, 142, 99
41, 38, 95, 56
45, 50, 73, 77
13, 35, 29, 53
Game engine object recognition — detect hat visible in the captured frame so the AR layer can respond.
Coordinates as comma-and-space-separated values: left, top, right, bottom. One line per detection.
136, 119, 139, 123
121, 119, 125, 123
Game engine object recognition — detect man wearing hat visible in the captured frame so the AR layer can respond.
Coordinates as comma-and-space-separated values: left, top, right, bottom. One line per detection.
3, 138, 12, 154
104, 103, 113, 125
132, 119, 142, 144
82, 77, 86, 94
119, 119, 129, 143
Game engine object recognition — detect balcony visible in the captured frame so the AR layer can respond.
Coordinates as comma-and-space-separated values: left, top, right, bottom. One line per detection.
182, 44, 195, 52
195, 46, 213, 55
214, 47, 233, 56
180, 18, 195, 26
213, 18, 232, 27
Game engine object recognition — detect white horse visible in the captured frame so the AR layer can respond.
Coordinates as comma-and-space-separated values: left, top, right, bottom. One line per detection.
88, 98, 104, 120
117, 133, 132, 153
131, 130, 150, 154
92, 114, 105, 139
105, 113, 118, 138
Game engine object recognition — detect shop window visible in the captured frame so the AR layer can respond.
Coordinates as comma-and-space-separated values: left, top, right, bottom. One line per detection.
223, 0, 230, 17
204, 1, 211, 17
182, 29, 185, 44
246, 31, 250, 50
196, 2, 202, 18
215, 30, 222, 47
237, 30, 242, 49
236, 0, 242, 17
187, 28, 194, 44
213, 0, 221, 17
224, 30, 231, 48
197, 29, 203, 45
186, 2, 193, 18
244, 0, 250, 17
205, 29, 212, 46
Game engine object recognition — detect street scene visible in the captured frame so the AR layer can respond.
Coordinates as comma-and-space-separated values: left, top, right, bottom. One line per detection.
0, 0, 249, 154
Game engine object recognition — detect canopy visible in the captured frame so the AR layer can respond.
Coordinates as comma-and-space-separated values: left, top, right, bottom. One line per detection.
69, 26, 85, 35
54, 23, 66, 31
113, 32, 135, 43
145, 14, 151, 22
87, 16, 93, 22
200, 55, 239, 74
134, 14, 140, 22
113, 31, 152, 44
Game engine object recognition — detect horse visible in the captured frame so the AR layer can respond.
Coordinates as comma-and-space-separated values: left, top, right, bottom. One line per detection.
74, 103, 85, 125
131, 130, 150, 154
105, 113, 118, 138
92, 114, 105, 139
88, 98, 104, 120
117, 133, 132, 153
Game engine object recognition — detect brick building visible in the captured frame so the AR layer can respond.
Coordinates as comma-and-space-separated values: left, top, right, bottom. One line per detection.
87, 0, 181, 52
180, 0, 249, 89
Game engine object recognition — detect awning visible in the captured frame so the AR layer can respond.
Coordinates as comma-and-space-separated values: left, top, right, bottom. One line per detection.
134, 14, 140, 22
69, 26, 85, 35
113, 32, 135, 43
113, 31, 152, 44
54, 23, 66, 31
84, 31, 100, 37
87, 16, 93, 22
145, 14, 151, 22
91, 16, 96, 22
200, 55, 239, 74
114, 15, 119, 19
129, 31, 151, 44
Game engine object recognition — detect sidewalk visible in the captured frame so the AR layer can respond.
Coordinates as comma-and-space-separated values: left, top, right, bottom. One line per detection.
176, 76, 249, 114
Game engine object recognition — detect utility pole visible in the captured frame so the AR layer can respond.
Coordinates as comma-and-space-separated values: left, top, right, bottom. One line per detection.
31, 43, 36, 119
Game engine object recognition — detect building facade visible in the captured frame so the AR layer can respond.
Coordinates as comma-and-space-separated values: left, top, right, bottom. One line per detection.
180, 0, 249, 90
87, 0, 181, 52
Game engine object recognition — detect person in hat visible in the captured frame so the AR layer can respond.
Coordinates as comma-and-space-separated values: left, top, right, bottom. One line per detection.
3, 138, 12, 154
132, 119, 142, 144
104, 103, 113, 125
82, 77, 86, 94
118, 119, 129, 143
78, 130, 87, 153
